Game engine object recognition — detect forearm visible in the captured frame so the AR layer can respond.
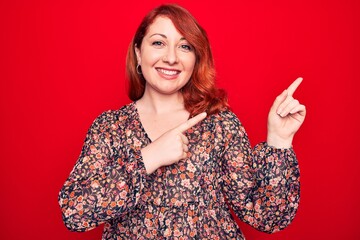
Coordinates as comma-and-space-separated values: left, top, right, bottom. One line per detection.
58, 151, 147, 231
251, 142, 300, 232
224, 142, 300, 233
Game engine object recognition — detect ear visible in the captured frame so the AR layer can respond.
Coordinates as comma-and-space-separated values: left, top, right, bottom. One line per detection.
134, 44, 141, 65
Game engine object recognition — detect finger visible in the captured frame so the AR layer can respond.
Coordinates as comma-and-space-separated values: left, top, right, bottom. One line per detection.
183, 144, 189, 152
287, 77, 303, 96
177, 112, 207, 133
289, 104, 306, 117
278, 99, 299, 117
271, 89, 288, 113
276, 94, 293, 115
180, 134, 189, 145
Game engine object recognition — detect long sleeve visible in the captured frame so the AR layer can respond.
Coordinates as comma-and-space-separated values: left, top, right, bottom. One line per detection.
219, 111, 300, 233
58, 111, 147, 232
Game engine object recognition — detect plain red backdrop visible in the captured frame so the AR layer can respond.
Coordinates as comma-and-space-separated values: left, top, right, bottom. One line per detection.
1, 0, 359, 239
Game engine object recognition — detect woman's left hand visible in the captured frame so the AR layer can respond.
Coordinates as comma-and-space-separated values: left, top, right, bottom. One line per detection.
267, 77, 306, 148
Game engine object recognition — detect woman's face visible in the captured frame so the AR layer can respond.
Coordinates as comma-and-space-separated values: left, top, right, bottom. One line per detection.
135, 16, 196, 96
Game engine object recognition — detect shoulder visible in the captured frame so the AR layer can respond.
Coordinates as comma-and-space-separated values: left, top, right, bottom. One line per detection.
208, 108, 246, 137
210, 108, 241, 127
90, 102, 137, 132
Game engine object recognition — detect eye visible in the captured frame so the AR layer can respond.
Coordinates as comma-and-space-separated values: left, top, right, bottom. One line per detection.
152, 41, 164, 48
179, 44, 192, 51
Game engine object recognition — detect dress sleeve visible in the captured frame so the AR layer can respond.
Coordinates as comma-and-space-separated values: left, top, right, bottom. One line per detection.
219, 112, 300, 233
58, 111, 147, 232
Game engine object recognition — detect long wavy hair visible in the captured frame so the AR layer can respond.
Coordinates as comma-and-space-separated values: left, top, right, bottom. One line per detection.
126, 4, 228, 116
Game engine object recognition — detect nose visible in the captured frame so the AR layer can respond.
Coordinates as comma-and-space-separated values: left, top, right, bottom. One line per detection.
163, 47, 178, 64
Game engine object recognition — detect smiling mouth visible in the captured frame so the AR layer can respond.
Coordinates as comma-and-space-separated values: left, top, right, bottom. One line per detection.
156, 68, 181, 76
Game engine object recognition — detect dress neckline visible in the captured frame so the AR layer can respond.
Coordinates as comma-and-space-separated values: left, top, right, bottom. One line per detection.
131, 101, 153, 143
130, 101, 195, 143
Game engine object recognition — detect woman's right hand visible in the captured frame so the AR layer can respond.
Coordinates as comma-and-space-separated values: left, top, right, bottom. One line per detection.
141, 112, 207, 174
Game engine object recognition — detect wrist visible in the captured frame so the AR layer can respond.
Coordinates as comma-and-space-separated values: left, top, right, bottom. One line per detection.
267, 133, 293, 149
141, 146, 160, 174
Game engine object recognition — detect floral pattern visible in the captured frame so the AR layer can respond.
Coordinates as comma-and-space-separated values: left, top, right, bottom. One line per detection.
58, 102, 300, 239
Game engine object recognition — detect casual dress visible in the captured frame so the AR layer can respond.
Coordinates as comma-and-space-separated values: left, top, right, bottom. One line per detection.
58, 102, 300, 239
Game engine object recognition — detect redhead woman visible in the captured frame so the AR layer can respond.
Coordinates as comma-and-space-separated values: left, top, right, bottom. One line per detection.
59, 4, 306, 239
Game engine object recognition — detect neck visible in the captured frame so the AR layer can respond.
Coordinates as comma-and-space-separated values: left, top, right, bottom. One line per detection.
137, 89, 185, 115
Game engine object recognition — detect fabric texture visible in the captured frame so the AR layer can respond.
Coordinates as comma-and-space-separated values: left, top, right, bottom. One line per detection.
58, 102, 300, 239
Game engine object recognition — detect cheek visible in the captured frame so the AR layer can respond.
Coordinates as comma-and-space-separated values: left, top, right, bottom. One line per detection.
141, 49, 162, 65
179, 53, 196, 70
186, 56, 196, 72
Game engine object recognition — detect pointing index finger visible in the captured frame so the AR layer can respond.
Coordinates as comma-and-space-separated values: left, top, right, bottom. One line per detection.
177, 112, 207, 133
287, 77, 303, 96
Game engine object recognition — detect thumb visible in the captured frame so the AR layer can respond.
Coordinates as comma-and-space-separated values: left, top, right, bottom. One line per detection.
271, 89, 288, 113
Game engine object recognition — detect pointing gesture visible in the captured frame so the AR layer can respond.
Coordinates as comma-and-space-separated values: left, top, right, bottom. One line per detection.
176, 112, 207, 133
287, 77, 303, 96
267, 77, 306, 148
141, 112, 207, 174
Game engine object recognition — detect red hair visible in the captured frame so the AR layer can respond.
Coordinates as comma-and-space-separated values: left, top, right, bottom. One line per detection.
126, 4, 228, 116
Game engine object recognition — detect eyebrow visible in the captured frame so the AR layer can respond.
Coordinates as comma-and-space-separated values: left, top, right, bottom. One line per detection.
149, 33, 166, 38
149, 33, 186, 41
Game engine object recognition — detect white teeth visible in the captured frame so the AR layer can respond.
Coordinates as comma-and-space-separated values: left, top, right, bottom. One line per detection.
158, 68, 178, 75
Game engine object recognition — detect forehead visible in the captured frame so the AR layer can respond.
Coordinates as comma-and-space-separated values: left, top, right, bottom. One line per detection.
146, 16, 183, 37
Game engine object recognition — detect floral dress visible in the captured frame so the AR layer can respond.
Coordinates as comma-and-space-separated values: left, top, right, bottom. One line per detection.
58, 102, 300, 239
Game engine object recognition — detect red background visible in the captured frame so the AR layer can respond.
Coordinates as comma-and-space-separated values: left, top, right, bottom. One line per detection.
1, 0, 359, 239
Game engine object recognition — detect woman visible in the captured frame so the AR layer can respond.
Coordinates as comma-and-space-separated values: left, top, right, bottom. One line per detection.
59, 4, 306, 239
